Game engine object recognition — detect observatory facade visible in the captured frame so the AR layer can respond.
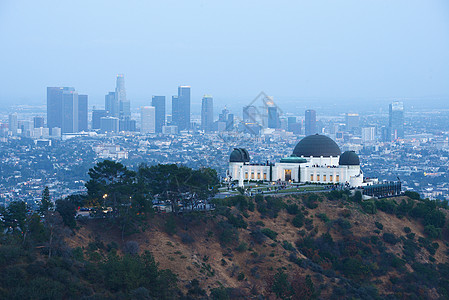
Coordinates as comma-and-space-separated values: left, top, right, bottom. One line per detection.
228, 134, 364, 187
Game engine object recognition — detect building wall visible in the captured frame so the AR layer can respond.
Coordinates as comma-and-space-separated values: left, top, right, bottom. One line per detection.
229, 156, 363, 187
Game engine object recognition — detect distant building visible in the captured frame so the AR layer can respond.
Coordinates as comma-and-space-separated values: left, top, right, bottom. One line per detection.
362, 127, 376, 143
116, 74, 130, 119
105, 91, 118, 117
172, 86, 190, 130
287, 117, 301, 135
345, 113, 360, 131
33, 116, 45, 129
305, 109, 317, 136
162, 125, 178, 135
119, 117, 136, 132
78, 95, 88, 131
92, 110, 108, 130
227, 113, 234, 131
389, 101, 404, 140
8, 113, 18, 135
267, 106, 280, 129
61, 89, 79, 133
201, 95, 214, 132
141, 106, 156, 134
152, 96, 166, 133
47, 87, 80, 134
100, 116, 119, 133
243, 105, 257, 123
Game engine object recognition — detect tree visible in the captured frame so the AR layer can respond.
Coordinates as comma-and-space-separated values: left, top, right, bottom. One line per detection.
55, 199, 77, 228
85, 160, 136, 213
1, 201, 27, 234
270, 270, 293, 298
39, 186, 53, 216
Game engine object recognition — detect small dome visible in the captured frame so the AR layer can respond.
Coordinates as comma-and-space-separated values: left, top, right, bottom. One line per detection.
230, 148, 250, 163
339, 151, 360, 165
293, 134, 341, 157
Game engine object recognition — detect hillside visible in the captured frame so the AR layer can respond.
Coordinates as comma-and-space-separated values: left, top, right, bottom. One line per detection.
63, 191, 449, 299
1, 161, 449, 300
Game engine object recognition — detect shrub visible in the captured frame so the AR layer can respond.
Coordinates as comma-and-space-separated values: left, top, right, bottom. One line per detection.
123, 241, 139, 256
403, 227, 411, 233
361, 200, 377, 214
405, 191, 421, 200
237, 272, 245, 281
286, 203, 299, 215
374, 221, 383, 230
236, 242, 248, 252
164, 215, 177, 235
375, 199, 397, 214
336, 218, 352, 230
316, 213, 330, 223
261, 228, 278, 240
282, 241, 295, 252
180, 233, 195, 244
292, 212, 305, 228
227, 214, 248, 229
424, 225, 442, 239
217, 221, 239, 245
303, 194, 319, 209
351, 191, 362, 203
382, 233, 399, 245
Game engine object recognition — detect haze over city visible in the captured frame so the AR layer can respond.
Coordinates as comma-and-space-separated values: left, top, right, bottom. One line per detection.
1, 0, 449, 111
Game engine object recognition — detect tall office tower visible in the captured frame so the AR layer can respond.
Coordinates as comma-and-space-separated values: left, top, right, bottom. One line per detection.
267, 106, 280, 129
100, 116, 119, 133
141, 106, 156, 134
47, 87, 80, 134
33, 116, 45, 128
243, 105, 257, 123
172, 86, 190, 130
389, 101, 404, 140
362, 126, 376, 143
171, 96, 179, 126
92, 110, 108, 130
305, 109, 317, 136
201, 95, 214, 132
62, 89, 79, 133
152, 96, 166, 133
47, 87, 73, 131
78, 95, 88, 131
116, 74, 130, 119
345, 113, 360, 131
105, 91, 119, 117
227, 114, 234, 131
8, 113, 18, 135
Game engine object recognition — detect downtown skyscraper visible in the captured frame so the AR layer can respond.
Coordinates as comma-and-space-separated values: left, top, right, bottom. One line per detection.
389, 101, 404, 140
172, 86, 190, 131
47, 87, 88, 134
105, 74, 130, 119
305, 109, 317, 136
116, 74, 130, 119
201, 95, 214, 132
152, 96, 166, 133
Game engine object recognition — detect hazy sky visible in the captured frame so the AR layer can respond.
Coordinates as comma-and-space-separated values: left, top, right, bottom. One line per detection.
1, 0, 448, 111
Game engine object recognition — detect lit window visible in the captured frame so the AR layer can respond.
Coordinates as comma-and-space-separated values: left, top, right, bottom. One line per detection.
323, 175, 326, 181
311, 174, 314, 181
